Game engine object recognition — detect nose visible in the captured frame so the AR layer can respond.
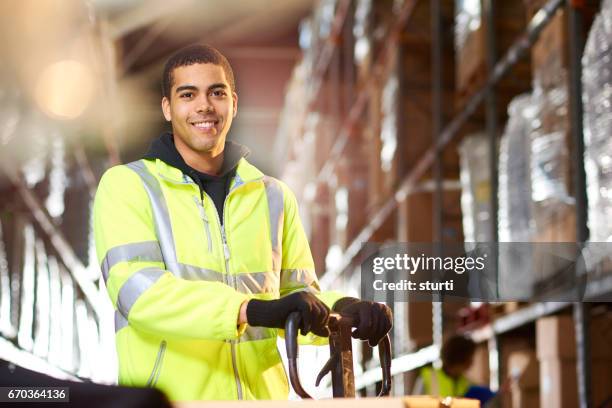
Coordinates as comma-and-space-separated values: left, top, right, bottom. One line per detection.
196, 96, 215, 114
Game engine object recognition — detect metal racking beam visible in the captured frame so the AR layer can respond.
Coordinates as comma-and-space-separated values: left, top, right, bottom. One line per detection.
430, 0, 445, 358
567, 0, 592, 406
0, 164, 104, 318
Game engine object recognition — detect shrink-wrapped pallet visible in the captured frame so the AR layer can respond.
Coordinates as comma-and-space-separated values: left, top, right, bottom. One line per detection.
583, 0, 612, 242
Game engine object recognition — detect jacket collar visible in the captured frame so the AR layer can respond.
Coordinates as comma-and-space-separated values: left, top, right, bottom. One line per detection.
143, 132, 263, 185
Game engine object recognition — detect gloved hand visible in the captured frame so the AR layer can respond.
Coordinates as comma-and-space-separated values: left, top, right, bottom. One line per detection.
246, 291, 330, 337
333, 297, 393, 347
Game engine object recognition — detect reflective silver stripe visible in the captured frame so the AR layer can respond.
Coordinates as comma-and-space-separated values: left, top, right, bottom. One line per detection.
280, 268, 320, 292
177, 264, 224, 282
240, 326, 276, 342
101, 241, 163, 282
115, 310, 128, 332
176, 263, 279, 295
126, 161, 180, 274
235, 272, 279, 294
116, 267, 166, 317
263, 177, 284, 272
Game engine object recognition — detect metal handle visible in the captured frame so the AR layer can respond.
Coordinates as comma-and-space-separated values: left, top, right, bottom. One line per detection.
285, 311, 392, 398
377, 333, 392, 397
284, 311, 312, 399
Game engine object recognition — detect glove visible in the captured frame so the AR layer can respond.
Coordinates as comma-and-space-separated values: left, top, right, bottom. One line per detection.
333, 297, 392, 347
246, 291, 330, 337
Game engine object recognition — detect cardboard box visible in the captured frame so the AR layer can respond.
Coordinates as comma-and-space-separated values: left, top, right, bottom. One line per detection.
395, 301, 433, 351
465, 343, 490, 386
590, 312, 612, 360
396, 190, 463, 243
175, 396, 480, 408
526, 0, 599, 90
592, 359, 612, 408
539, 358, 577, 408
539, 358, 612, 408
510, 386, 539, 408
536, 316, 576, 360
455, 0, 530, 107
507, 350, 539, 389
532, 204, 576, 243
508, 351, 540, 407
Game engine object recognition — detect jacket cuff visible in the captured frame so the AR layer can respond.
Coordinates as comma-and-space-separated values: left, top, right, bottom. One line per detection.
225, 293, 251, 339
245, 298, 271, 328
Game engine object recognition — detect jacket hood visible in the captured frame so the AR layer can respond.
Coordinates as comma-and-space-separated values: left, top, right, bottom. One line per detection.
143, 131, 250, 178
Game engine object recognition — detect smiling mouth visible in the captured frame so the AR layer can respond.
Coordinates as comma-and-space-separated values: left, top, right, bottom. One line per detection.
191, 120, 219, 131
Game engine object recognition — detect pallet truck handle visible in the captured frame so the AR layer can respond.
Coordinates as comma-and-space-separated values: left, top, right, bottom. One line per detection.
285, 311, 392, 399
285, 311, 313, 399
378, 333, 392, 396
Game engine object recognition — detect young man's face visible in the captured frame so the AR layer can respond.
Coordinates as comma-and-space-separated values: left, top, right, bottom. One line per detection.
161, 63, 238, 158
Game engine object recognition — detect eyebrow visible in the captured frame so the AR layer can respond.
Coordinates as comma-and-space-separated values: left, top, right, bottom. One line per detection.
174, 83, 228, 94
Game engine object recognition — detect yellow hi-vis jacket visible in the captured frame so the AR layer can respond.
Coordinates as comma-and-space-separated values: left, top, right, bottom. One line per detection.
421, 367, 471, 398
93, 156, 344, 401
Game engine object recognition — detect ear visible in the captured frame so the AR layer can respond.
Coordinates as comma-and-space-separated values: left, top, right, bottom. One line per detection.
161, 97, 172, 121
232, 92, 238, 118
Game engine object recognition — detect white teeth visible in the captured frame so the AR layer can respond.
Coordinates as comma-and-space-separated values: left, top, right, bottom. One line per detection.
193, 121, 215, 129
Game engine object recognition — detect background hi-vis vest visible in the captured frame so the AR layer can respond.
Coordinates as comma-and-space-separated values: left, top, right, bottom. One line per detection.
421, 367, 471, 398
93, 157, 344, 401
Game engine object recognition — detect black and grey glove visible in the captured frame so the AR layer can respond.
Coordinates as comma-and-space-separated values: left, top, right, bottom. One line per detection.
246, 291, 331, 337
333, 297, 393, 347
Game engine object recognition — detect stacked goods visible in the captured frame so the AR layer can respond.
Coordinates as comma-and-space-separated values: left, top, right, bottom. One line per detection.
458, 133, 491, 243
454, 0, 531, 109
353, 0, 395, 88
498, 94, 537, 299
331, 150, 369, 250
507, 350, 540, 408
465, 343, 490, 386
536, 314, 612, 408
525, 0, 600, 90
529, 84, 576, 243
589, 310, 612, 405
582, 0, 612, 243
498, 94, 535, 243
298, 0, 339, 100
366, 58, 399, 212
354, 1, 405, 213
454, 0, 483, 95
536, 316, 579, 408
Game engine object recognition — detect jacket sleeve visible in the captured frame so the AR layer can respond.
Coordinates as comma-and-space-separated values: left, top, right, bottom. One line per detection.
94, 165, 250, 341
277, 181, 344, 344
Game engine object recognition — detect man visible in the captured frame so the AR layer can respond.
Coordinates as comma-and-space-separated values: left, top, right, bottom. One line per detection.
414, 335, 498, 406
93, 44, 392, 401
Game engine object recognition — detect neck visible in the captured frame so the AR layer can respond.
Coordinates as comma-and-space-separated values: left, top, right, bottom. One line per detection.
176, 144, 224, 175
442, 366, 460, 380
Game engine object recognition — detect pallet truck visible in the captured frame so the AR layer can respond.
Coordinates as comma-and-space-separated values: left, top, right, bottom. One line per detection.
284, 311, 392, 399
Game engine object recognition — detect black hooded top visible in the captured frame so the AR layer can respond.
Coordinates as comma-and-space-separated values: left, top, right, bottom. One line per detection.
144, 132, 250, 225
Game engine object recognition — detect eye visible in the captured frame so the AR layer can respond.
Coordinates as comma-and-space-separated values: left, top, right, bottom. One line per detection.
211, 89, 227, 97
180, 92, 194, 99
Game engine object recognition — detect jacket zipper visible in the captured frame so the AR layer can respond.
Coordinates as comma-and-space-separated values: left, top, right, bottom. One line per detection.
146, 340, 167, 387
202, 189, 243, 400
193, 196, 212, 252
192, 178, 260, 400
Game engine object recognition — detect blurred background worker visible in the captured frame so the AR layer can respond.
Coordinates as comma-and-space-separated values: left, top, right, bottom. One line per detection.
413, 335, 497, 406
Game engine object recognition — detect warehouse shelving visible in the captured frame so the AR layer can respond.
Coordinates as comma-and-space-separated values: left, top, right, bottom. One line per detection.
292, 0, 612, 405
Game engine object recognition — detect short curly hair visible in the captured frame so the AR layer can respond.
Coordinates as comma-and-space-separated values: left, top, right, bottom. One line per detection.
161, 44, 236, 99
441, 335, 476, 368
